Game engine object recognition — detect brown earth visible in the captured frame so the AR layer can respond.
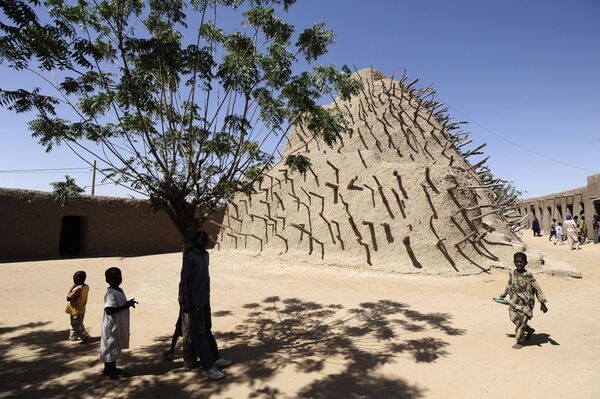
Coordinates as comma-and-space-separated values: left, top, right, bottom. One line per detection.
0, 234, 598, 398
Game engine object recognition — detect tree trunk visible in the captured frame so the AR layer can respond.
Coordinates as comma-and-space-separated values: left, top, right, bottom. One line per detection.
168, 203, 200, 254
164, 200, 200, 367
181, 311, 198, 368
181, 226, 198, 254
179, 220, 197, 368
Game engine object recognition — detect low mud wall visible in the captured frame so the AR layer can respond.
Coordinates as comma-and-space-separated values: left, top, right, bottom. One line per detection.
0, 188, 223, 262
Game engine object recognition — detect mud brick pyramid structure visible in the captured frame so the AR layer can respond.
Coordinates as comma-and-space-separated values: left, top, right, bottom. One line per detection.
216, 68, 524, 274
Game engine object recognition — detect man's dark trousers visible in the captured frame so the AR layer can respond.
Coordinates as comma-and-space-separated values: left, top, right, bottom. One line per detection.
182, 306, 220, 370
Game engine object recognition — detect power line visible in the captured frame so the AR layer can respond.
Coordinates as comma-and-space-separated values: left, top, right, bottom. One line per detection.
0, 167, 91, 173
83, 182, 113, 188
448, 106, 595, 173
0, 171, 92, 174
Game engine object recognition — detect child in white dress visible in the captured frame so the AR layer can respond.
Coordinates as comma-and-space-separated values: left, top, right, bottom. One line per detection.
100, 267, 138, 379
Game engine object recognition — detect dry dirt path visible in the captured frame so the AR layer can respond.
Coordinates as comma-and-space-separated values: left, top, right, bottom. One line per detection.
0, 235, 598, 398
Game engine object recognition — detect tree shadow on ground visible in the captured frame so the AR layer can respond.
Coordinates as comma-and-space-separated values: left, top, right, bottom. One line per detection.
0, 298, 465, 398
0, 323, 186, 398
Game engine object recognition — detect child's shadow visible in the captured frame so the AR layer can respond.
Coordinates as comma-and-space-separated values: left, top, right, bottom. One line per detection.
505, 332, 559, 347
527, 333, 559, 347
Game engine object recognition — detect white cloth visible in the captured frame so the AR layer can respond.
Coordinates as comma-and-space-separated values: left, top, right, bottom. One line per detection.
100, 287, 130, 362
564, 219, 578, 236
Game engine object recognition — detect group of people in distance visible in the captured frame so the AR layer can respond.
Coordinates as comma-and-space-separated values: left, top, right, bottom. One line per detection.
532, 214, 600, 249
64, 231, 230, 380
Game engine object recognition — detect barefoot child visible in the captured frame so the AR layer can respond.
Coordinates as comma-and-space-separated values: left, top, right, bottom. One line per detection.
100, 267, 138, 379
499, 252, 548, 349
65, 270, 90, 343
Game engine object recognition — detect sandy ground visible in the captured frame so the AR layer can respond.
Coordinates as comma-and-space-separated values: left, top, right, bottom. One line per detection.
1, 235, 599, 398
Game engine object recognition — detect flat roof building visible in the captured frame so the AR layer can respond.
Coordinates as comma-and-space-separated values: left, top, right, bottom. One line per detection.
517, 173, 600, 237
0, 188, 222, 262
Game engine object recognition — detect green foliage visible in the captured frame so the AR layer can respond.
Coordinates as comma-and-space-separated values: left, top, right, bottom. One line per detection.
0, 0, 361, 237
50, 175, 85, 207
307, 107, 348, 146
498, 181, 524, 202
477, 167, 523, 213
296, 23, 333, 61
284, 154, 310, 174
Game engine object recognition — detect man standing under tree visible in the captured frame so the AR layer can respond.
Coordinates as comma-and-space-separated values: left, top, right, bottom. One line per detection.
179, 231, 231, 379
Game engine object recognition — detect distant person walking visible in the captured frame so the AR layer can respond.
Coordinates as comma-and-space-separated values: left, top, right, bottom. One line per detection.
548, 219, 557, 242
564, 215, 580, 250
554, 222, 564, 245
532, 217, 541, 237
593, 215, 599, 244
579, 215, 588, 244
65, 270, 91, 343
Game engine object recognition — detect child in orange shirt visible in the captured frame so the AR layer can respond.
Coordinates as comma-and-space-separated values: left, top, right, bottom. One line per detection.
65, 270, 91, 343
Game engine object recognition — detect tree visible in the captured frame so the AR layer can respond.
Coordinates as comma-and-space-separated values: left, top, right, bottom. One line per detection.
0, 0, 360, 249
50, 174, 84, 206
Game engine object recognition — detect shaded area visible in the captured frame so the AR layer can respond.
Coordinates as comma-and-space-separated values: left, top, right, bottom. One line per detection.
0, 323, 185, 399
0, 298, 465, 398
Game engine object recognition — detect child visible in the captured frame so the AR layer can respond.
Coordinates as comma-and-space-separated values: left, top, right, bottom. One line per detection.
100, 267, 138, 379
65, 270, 90, 343
548, 218, 557, 242
499, 252, 548, 350
579, 215, 588, 245
554, 222, 564, 245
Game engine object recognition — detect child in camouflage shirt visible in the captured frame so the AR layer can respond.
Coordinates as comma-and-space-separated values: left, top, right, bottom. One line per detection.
499, 252, 548, 349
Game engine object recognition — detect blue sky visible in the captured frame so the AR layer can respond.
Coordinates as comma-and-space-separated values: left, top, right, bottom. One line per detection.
1, 0, 598, 198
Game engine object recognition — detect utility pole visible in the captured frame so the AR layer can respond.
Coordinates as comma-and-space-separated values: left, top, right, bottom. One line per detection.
91, 160, 97, 196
